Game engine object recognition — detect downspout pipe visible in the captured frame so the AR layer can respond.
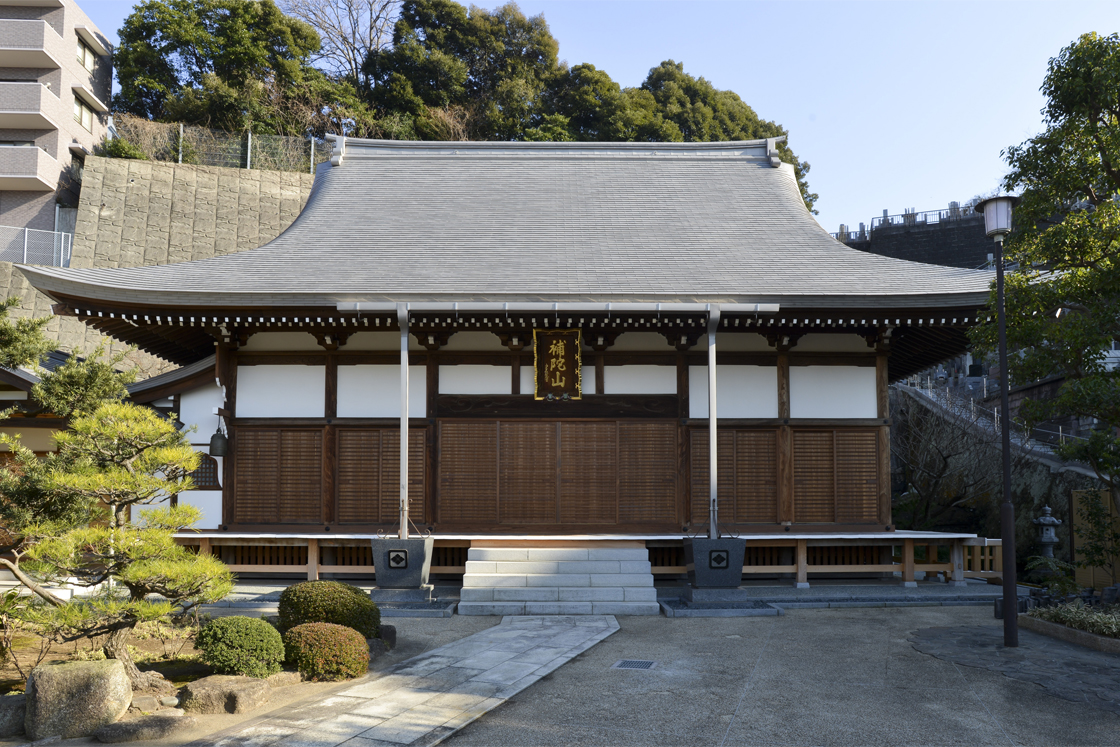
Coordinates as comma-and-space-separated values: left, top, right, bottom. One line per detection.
707, 304, 720, 540
397, 303, 409, 540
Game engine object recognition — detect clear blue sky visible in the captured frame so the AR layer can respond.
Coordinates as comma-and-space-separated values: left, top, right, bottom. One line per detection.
79, 0, 1120, 236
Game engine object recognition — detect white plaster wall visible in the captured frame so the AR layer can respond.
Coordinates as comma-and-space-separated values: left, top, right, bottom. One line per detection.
344, 331, 425, 351
337, 365, 426, 417
694, 333, 772, 351
240, 331, 322, 351
237, 365, 325, 418
519, 364, 594, 394
609, 332, 674, 351
179, 490, 222, 529
790, 366, 878, 418
439, 331, 508, 352
439, 365, 511, 395
689, 365, 778, 418
0, 428, 57, 452
180, 382, 224, 438
604, 365, 676, 394
794, 334, 872, 353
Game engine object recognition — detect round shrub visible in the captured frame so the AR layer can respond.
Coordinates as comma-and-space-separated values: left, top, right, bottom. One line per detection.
196, 615, 284, 678
283, 622, 369, 681
278, 580, 380, 638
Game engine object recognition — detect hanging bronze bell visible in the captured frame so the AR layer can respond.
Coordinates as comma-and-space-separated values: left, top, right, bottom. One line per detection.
208, 428, 228, 457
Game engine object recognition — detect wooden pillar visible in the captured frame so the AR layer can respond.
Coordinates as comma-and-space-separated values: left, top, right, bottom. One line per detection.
595, 352, 605, 396
398, 304, 409, 540
777, 349, 794, 523
795, 539, 808, 588
306, 538, 319, 581
427, 353, 439, 417
198, 537, 211, 556
902, 539, 916, 586
876, 351, 891, 527
677, 353, 689, 419
950, 540, 966, 586
511, 352, 520, 395
219, 345, 237, 529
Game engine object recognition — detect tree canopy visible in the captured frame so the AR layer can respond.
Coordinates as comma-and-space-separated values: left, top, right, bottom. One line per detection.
971, 32, 1120, 513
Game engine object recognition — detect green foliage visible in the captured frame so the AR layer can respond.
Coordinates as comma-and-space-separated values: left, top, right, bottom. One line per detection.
1028, 600, 1120, 638
1025, 556, 1082, 596
970, 33, 1120, 529
115, 0, 384, 138
196, 616, 284, 678
31, 345, 136, 418
278, 580, 379, 638
0, 297, 52, 372
47, 402, 198, 528
97, 137, 149, 160
114, 0, 319, 121
283, 622, 369, 681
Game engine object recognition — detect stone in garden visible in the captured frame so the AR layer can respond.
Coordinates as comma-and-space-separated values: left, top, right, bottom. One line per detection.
24, 660, 131, 740
93, 710, 197, 743
159, 696, 179, 707
0, 693, 25, 737
128, 695, 160, 713
368, 638, 390, 661
1102, 586, 1119, 606
179, 675, 270, 714
379, 624, 396, 649
265, 671, 301, 688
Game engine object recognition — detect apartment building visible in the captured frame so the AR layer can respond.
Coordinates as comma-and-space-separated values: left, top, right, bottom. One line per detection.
0, 0, 110, 235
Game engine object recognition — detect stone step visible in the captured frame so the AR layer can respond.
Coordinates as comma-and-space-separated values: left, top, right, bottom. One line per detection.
467, 547, 649, 562
464, 560, 652, 575
457, 600, 661, 616
460, 586, 659, 603
461, 573, 655, 588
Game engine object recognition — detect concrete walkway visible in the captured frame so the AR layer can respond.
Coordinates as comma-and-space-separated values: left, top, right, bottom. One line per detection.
196, 616, 618, 747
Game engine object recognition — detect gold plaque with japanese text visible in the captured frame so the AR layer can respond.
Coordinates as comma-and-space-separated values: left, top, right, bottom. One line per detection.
533, 329, 582, 400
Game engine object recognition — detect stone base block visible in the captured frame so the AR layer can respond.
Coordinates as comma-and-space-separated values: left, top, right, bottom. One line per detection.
370, 585, 434, 603
457, 602, 526, 616
684, 585, 756, 603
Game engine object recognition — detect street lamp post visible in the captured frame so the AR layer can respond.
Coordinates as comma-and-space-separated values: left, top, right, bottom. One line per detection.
975, 195, 1020, 647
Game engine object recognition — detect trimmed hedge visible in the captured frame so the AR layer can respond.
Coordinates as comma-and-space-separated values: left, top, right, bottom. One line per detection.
283, 622, 369, 681
1028, 602, 1120, 638
278, 580, 380, 638
196, 615, 285, 678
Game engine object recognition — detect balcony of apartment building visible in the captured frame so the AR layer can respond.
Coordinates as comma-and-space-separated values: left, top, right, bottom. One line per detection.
0, 143, 60, 191
0, 19, 68, 69
0, 80, 67, 131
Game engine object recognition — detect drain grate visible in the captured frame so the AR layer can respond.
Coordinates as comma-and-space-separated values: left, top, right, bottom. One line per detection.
612, 659, 658, 670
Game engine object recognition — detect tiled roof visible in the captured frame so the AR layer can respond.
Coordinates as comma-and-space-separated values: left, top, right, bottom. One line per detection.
18, 139, 993, 310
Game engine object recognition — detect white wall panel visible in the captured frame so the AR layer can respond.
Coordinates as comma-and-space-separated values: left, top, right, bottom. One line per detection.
518, 364, 594, 395
604, 365, 676, 394
240, 331, 321, 351
344, 331, 424, 351
688, 365, 777, 418
236, 365, 325, 418
610, 332, 674, 351
790, 366, 877, 418
439, 365, 510, 395
440, 331, 508, 352
337, 365, 426, 417
180, 382, 224, 440
179, 491, 222, 529
794, 334, 871, 353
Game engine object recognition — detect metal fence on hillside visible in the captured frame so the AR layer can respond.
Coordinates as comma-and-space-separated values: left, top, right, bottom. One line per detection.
0, 225, 72, 267
112, 115, 332, 175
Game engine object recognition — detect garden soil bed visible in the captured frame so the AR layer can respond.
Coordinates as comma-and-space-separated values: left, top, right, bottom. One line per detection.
1018, 613, 1120, 654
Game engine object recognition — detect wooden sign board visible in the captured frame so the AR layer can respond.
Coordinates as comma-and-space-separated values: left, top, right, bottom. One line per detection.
534, 329, 582, 400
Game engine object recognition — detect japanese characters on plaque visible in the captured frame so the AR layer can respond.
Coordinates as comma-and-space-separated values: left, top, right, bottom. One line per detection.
533, 329, 582, 401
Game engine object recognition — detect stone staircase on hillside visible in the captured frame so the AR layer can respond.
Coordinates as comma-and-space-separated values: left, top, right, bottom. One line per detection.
457, 543, 660, 616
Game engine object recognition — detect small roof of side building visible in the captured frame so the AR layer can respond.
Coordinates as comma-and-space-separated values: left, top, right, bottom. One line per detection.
14, 138, 995, 380
18, 138, 992, 309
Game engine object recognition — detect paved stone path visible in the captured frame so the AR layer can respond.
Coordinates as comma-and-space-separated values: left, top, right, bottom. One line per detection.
197, 616, 618, 747
910, 625, 1120, 715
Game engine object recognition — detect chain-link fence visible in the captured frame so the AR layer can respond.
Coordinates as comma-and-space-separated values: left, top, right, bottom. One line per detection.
112, 114, 332, 174
0, 225, 72, 267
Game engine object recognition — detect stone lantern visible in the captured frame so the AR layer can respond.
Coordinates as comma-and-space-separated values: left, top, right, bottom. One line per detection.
1032, 505, 1062, 558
